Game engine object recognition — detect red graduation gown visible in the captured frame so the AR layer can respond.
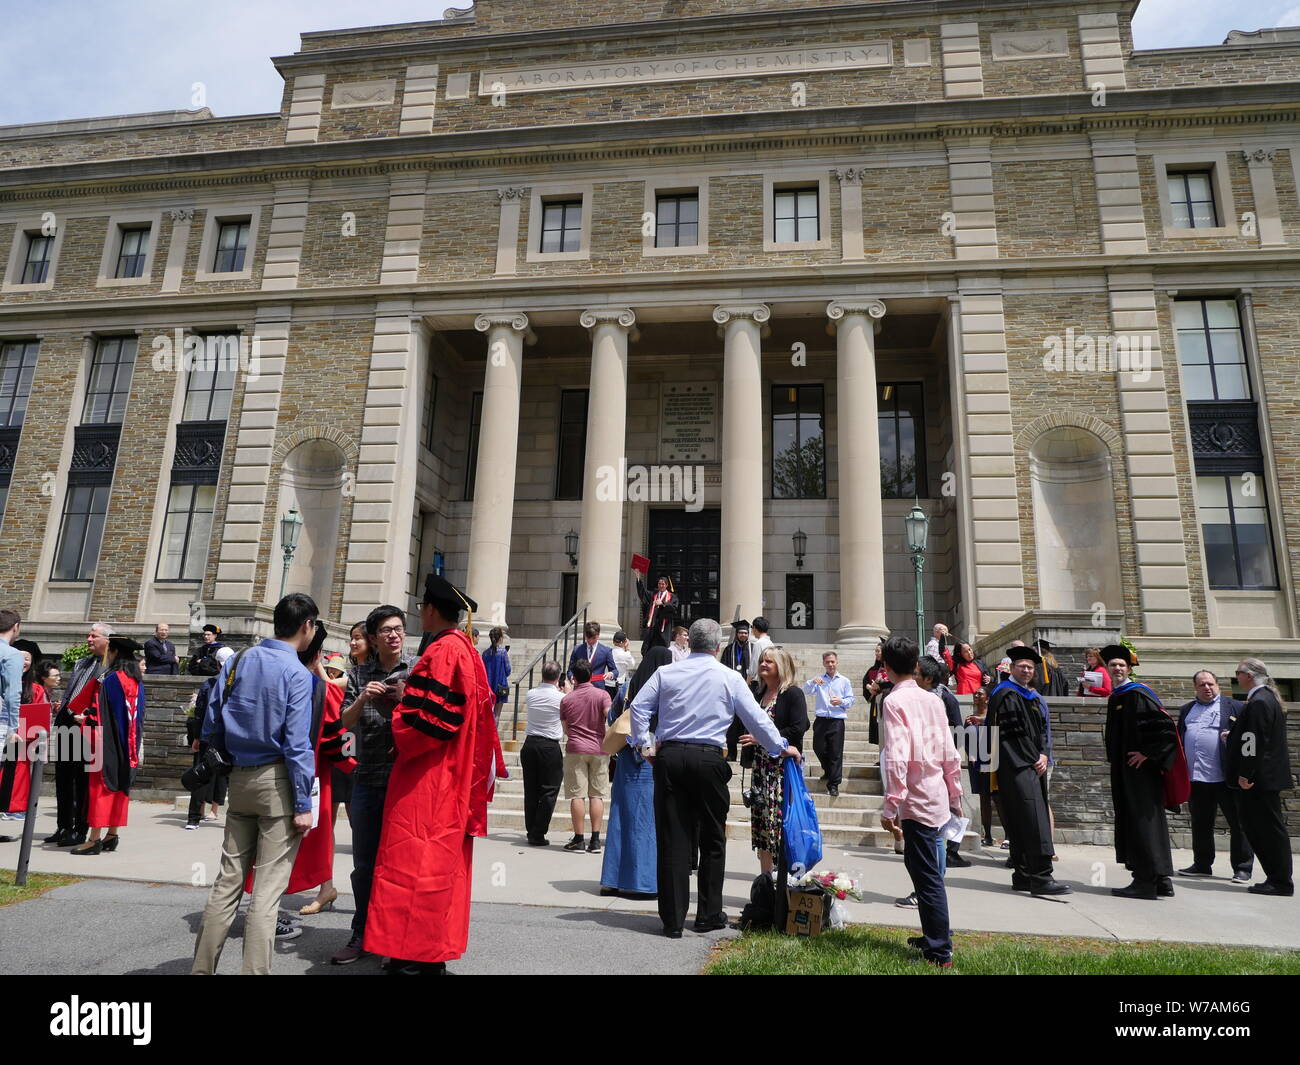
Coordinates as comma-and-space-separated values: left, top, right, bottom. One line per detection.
363, 626, 504, 964
1, 689, 48, 813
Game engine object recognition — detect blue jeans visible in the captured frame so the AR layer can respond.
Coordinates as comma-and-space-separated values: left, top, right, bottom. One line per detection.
349, 779, 388, 938
902, 819, 952, 962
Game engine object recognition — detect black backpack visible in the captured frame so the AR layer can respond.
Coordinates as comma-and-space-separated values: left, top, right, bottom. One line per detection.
738, 873, 777, 931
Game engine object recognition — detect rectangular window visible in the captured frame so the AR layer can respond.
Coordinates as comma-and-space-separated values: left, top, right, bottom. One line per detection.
156, 483, 216, 581
181, 337, 238, 422
21, 233, 52, 285
1197, 475, 1278, 590
540, 200, 582, 254
464, 391, 483, 500
560, 572, 579, 626
879, 382, 928, 498
0, 340, 39, 427
1167, 170, 1218, 229
786, 573, 814, 630
554, 389, 589, 500
114, 226, 150, 279
1175, 299, 1249, 401
655, 193, 699, 249
771, 384, 825, 499
52, 484, 111, 581
82, 336, 137, 425
213, 220, 251, 273
422, 372, 439, 451
773, 187, 819, 244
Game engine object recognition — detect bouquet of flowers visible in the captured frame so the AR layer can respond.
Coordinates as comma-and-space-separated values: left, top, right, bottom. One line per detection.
793, 870, 863, 902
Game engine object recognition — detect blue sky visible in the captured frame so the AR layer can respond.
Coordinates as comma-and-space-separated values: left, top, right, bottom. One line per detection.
2, 0, 1298, 126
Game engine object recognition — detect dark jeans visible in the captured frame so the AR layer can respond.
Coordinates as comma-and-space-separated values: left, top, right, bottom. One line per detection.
350, 778, 388, 937
1188, 780, 1253, 876
653, 742, 730, 933
520, 735, 563, 840
1237, 788, 1293, 892
54, 757, 88, 836
902, 819, 951, 962
812, 717, 845, 787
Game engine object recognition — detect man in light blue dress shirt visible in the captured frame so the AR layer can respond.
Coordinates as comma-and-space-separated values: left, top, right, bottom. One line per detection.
0, 609, 23, 758
630, 618, 799, 938
1176, 670, 1253, 881
802, 651, 855, 797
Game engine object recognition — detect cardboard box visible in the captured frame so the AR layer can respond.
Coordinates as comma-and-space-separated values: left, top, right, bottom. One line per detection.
785, 889, 830, 937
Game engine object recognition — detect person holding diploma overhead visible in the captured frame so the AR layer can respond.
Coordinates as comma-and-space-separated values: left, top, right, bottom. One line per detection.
635, 571, 679, 655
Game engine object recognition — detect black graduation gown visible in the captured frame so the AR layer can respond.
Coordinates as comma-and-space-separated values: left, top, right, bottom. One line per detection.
1104, 682, 1176, 879
635, 579, 678, 651
988, 681, 1053, 867
1033, 658, 1070, 698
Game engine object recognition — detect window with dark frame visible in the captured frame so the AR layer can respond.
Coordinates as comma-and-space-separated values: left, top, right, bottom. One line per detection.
213, 219, 251, 273
464, 391, 484, 500
560, 572, 578, 626
1197, 474, 1278, 590
1167, 169, 1218, 229
156, 483, 216, 581
422, 372, 439, 451
773, 186, 819, 243
181, 338, 238, 422
82, 336, 137, 425
0, 341, 39, 427
554, 389, 589, 500
878, 382, 928, 498
771, 384, 825, 499
786, 573, 814, 630
655, 192, 699, 248
540, 199, 583, 253
53, 484, 111, 581
21, 232, 52, 284
1175, 299, 1250, 401
115, 226, 150, 279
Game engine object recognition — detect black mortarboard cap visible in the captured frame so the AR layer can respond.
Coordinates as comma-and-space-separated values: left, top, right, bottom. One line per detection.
1099, 644, 1132, 666
424, 573, 476, 614
11, 639, 42, 659
1006, 645, 1041, 664
109, 636, 144, 656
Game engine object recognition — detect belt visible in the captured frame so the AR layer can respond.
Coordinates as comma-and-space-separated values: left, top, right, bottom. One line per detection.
233, 758, 285, 771
658, 740, 725, 756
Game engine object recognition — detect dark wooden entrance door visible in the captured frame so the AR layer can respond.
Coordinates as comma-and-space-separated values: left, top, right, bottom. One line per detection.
647, 508, 720, 626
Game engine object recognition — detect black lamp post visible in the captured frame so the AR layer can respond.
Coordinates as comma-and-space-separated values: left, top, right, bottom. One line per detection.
279, 505, 304, 599
792, 528, 807, 569
565, 528, 579, 568
904, 503, 930, 647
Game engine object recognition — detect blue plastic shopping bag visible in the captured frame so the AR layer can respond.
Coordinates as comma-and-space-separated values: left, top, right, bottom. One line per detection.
782, 757, 823, 878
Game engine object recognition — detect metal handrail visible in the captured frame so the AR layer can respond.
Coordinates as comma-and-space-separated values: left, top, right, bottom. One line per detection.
508, 602, 590, 740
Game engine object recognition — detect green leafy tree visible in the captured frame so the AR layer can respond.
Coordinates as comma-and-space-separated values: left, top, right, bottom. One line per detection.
773, 433, 825, 498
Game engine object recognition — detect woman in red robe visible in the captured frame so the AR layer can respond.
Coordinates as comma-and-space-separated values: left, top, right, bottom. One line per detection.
364, 576, 504, 974
68, 637, 145, 855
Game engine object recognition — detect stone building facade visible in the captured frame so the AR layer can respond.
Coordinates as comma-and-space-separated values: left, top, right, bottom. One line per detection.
1, 0, 1299, 695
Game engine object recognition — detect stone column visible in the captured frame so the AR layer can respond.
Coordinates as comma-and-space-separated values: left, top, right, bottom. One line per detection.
576, 308, 634, 633
1242, 148, 1284, 248
714, 303, 769, 627
833, 167, 866, 262
827, 299, 890, 644
466, 312, 529, 630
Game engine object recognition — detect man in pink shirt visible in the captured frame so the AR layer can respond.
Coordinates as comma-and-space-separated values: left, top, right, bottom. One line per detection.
878, 635, 963, 968
560, 659, 612, 853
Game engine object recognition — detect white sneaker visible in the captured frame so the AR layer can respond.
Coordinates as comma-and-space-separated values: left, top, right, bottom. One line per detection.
184, 822, 199, 831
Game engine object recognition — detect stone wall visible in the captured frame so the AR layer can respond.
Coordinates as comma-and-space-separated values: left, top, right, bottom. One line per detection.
1042, 695, 1300, 850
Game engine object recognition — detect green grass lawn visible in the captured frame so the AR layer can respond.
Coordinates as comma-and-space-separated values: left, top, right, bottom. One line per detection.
0, 869, 79, 908
705, 923, 1300, 975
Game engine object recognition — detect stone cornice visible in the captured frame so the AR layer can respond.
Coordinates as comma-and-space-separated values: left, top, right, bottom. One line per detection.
2, 84, 1296, 203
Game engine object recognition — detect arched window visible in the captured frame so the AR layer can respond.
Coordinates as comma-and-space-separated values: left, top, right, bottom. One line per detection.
1029, 427, 1122, 612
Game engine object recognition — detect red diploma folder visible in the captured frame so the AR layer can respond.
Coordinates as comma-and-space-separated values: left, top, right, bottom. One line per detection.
630, 554, 650, 575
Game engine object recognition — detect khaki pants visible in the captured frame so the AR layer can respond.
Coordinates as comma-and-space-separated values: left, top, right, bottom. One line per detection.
192, 763, 303, 975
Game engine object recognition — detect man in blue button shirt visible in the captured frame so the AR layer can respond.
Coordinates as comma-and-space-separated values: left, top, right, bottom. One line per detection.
1176, 670, 1253, 882
193, 593, 319, 975
802, 651, 855, 797
630, 618, 799, 938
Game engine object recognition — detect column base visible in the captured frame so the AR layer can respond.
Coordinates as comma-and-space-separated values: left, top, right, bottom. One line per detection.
835, 624, 891, 645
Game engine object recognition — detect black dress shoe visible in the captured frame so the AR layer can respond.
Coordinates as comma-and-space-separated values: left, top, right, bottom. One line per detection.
44, 830, 67, 845
664, 928, 683, 939
947, 853, 972, 868
827, 785, 839, 798
1111, 880, 1158, 900
1247, 882, 1295, 897
59, 833, 87, 848
1156, 877, 1174, 897
1011, 877, 1032, 892
692, 912, 729, 933
1177, 865, 1211, 877
1031, 880, 1072, 897
70, 840, 103, 856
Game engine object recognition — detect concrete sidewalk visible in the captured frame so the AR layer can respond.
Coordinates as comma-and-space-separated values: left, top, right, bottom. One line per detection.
3, 799, 1296, 956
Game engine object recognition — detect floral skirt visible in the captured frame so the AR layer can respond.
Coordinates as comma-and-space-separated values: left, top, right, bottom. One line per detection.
749, 753, 785, 853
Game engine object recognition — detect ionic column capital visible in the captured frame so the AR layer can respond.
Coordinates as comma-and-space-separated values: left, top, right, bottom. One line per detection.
474, 311, 531, 334
579, 307, 636, 330
712, 303, 771, 327
827, 299, 887, 332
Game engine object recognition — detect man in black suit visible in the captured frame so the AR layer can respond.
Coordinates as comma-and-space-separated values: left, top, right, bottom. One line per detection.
143, 622, 179, 675
1176, 670, 1253, 882
1225, 659, 1294, 897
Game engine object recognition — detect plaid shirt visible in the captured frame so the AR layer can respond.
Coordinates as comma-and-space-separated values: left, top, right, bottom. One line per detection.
346, 652, 417, 789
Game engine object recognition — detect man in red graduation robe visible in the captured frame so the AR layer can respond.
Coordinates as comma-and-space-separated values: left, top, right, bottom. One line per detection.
364, 574, 504, 974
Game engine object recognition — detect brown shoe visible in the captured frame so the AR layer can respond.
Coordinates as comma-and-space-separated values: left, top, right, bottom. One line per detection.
331, 935, 367, 965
